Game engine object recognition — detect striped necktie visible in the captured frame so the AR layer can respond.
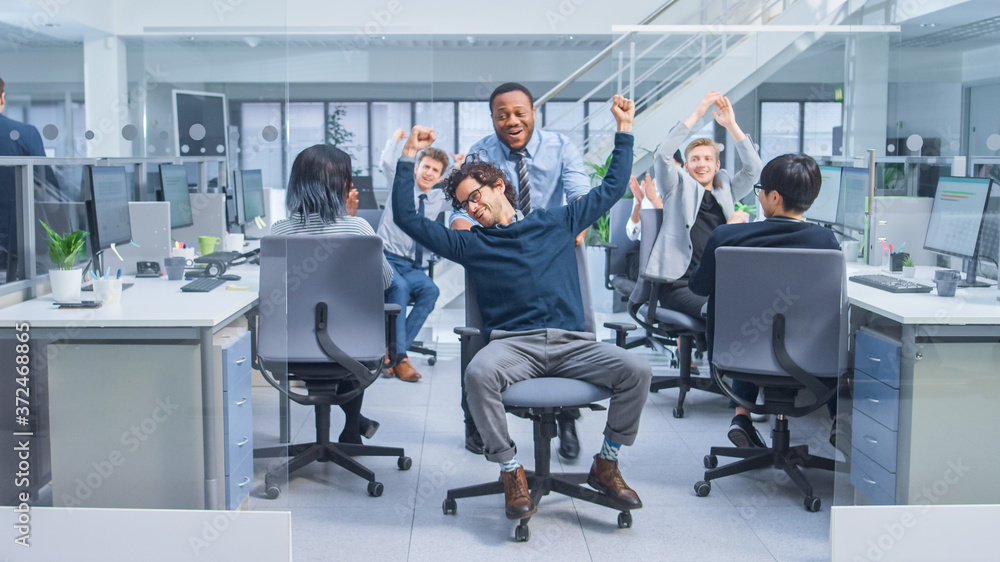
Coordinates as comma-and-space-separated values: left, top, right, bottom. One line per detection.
413, 193, 427, 267
512, 148, 531, 215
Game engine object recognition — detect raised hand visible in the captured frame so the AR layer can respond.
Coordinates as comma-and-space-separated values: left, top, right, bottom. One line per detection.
712, 95, 737, 130
684, 90, 723, 129
345, 188, 359, 217
402, 125, 436, 157
451, 153, 466, 168
643, 173, 662, 208
611, 95, 635, 132
391, 128, 406, 143
629, 176, 645, 202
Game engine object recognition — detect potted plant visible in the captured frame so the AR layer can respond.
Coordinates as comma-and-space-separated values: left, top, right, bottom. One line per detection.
40, 221, 88, 302
901, 253, 916, 278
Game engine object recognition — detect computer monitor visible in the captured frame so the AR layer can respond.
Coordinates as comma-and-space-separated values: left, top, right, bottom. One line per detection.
86, 166, 133, 252
238, 169, 266, 224
837, 167, 869, 232
978, 192, 1000, 272
804, 166, 842, 224
923, 176, 994, 287
157, 164, 194, 229
352, 176, 379, 210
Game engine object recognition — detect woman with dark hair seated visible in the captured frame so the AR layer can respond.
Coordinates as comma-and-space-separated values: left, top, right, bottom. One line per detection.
270, 143, 393, 444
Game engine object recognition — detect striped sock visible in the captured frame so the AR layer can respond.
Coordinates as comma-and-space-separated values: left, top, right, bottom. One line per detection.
598, 437, 622, 462
499, 458, 521, 473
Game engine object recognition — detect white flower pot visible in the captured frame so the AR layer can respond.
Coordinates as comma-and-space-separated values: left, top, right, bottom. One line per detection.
49, 268, 82, 302
902, 266, 916, 278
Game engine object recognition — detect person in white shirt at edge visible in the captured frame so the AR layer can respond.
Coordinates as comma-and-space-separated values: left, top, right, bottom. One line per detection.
448, 82, 591, 461
642, 89, 763, 323
377, 130, 462, 383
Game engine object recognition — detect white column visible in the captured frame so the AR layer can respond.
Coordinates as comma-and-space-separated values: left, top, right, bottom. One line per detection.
83, 35, 130, 157
842, 32, 890, 159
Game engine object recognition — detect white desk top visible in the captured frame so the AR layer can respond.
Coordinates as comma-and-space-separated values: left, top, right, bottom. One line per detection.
846, 264, 999, 325
0, 265, 260, 329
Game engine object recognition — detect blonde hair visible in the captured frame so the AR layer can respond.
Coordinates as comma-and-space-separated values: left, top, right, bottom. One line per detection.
684, 137, 719, 161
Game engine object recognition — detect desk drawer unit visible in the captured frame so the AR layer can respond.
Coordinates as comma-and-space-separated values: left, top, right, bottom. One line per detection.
851, 329, 902, 505
220, 330, 254, 510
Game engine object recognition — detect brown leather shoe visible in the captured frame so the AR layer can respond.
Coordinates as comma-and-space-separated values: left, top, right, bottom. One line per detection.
393, 357, 421, 382
587, 455, 642, 509
500, 467, 536, 520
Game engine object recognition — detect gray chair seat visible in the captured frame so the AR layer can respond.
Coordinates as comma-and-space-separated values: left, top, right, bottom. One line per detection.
638, 304, 705, 332
502, 378, 612, 408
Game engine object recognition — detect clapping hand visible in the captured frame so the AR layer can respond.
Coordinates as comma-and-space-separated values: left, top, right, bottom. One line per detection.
402, 126, 436, 157
346, 188, 359, 217
629, 176, 645, 203
643, 173, 662, 208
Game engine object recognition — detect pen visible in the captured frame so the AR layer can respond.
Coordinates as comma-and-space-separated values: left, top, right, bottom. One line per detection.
897, 242, 906, 252
105, 267, 111, 280
116, 268, 122, 279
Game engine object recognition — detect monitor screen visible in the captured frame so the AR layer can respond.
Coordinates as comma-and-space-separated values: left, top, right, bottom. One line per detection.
240, 169, 266, 222
804, 166, 842, 224
158, 164, 194, 229
837, 167, 868, 232
86, 166, 133, 251
923, 177, 993, 260
978, 189, 1000, 266
173, 90, 228, 157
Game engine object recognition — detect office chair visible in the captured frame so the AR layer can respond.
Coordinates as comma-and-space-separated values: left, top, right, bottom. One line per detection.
694, 247, 846, 512
252, 235, 411, 498
444, 245, 639, 542
628, 208, 720, 418
597, 199, 651, 349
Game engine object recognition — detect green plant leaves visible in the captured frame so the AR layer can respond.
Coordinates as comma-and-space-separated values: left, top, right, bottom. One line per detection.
40, 220, 88, 270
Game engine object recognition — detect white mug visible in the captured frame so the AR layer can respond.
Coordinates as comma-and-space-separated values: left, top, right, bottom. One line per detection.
223, 233, 245, 253
171, 247, 195, 260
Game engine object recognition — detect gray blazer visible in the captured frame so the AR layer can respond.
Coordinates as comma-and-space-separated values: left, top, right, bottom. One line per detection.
644, 122, 763, 282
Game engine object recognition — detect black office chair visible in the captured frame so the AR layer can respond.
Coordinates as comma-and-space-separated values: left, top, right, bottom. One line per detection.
694, 247, 846, 512
252, 235, 411, 498
629, 208, 721, 418
597, 199, 651, 349
443, 245, 638, 542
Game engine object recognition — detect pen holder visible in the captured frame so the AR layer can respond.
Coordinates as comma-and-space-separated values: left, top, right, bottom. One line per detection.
889, 252, 905, 273
171, 247, 195, 261
93, 278, 123, 305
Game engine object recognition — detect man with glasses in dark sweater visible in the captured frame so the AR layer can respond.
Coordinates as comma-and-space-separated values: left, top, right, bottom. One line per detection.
392, 96, 652, 522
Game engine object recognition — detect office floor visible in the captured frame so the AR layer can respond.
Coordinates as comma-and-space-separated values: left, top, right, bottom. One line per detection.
249, 306, 838, 562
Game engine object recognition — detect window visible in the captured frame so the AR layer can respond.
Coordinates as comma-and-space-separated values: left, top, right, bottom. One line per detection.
760, 100, 842, 163
543, 102, 585, 151
327, 102, 369, 178
287, 102, 325, 183
370, 102, 412, 188
458, 102, 491, 154
415, 101, 456, 156
238, 102, 283, 189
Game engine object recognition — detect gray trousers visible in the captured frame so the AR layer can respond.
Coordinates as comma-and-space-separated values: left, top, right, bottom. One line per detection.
465, 328, 653, 463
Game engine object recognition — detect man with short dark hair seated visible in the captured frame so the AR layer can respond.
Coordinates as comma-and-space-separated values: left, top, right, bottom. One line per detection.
688, 153, 843, 450
391, 96, 652, 522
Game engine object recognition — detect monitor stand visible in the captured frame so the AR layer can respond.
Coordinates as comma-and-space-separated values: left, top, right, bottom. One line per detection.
959, 256, 990, 288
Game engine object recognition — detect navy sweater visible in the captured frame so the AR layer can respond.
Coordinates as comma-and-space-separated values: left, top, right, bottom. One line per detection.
394, 132, 634, 340
689, 218, 840, 358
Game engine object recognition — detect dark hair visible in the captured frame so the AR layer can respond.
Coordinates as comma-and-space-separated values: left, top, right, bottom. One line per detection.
672, 149, 684, 166
489, 82, 533, 113
285, 144, 352, 224
0, 76, 5, 97
759, 153, 822, 213
442, 153, 515, 212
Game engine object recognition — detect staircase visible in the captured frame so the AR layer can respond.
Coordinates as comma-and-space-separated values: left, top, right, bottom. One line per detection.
537, 0, 860, 168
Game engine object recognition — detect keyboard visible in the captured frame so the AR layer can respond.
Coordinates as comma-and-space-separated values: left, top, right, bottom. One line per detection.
849, 274, 934, 293
180, 277, 228, 293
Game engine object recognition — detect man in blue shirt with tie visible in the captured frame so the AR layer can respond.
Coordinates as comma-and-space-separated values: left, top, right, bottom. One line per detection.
0, 76, 46, 281
451, 82, 592, 459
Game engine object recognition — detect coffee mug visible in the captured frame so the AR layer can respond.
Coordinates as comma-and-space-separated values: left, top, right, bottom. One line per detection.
841, 241, 861, 263
934, 270, 961, 297
171, 247, 195, 261
198, 235, 222, 256
164, 256, 191, 280
223, 233, 245, 253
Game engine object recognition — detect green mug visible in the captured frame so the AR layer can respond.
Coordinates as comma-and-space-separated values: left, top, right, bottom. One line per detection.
198, 235, 222, 256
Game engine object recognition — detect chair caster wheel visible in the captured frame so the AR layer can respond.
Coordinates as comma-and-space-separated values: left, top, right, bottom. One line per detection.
442, 498, 457, 515
265, 483, 280, 500
673, 407, 684, 418
368, 481, 384, 497
398, 456, 412, 470
617, 511, 632, 528
695, 481, 711, 497
805, 496, 821, 512
514, 523, 530, 542
427, 356, 437, 366
704, 454, 718, 469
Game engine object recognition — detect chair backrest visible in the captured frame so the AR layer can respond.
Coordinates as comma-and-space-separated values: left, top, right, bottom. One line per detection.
711, 247, 847, 379
257, 234, 386, 364
606, 199, 639, 278
628, 208, 663, 307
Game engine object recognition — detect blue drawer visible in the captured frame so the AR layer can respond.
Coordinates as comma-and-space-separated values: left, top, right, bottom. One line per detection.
853, 371, 899, 431
221, 332, 252, 390
224, 388, 254, 472
851, 449, 896, 505
852, 410, 897, 473
226, 453, 253, 510
854, 329, 901, 388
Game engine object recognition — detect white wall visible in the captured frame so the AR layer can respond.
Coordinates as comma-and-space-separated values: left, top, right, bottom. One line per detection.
887, 82, 963, 155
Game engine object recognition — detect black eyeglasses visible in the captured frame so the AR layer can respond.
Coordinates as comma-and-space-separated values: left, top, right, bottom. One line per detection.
753, 183, 764, 197
458, 184, 486, 211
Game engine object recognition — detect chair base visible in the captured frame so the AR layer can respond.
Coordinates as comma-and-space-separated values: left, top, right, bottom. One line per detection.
255, 404, 410, 498
694, 417, 834, 512
648, 334, 721, 418
408, 341, 437, 365
442, 408, 637, 542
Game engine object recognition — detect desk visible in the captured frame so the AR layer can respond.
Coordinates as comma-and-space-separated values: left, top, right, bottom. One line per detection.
844, 264, 1000, 505
0, 267, 259, 509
